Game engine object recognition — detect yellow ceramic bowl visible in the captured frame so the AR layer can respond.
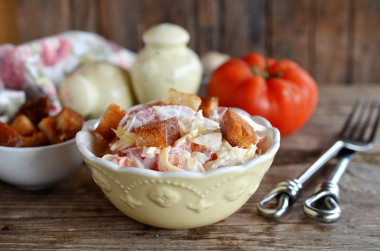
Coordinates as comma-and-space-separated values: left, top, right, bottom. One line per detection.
76, 114, 280, 229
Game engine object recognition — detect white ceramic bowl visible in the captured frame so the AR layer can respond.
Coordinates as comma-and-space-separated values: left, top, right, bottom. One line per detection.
0, 138, 83, 190
76, 114, 280, 229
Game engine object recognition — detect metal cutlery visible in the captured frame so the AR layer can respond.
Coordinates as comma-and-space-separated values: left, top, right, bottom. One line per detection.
257, 99, 380, 220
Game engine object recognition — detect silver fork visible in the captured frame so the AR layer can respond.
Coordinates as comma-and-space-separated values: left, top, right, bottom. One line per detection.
303, 100, 379, 222
257, 99, 380, 219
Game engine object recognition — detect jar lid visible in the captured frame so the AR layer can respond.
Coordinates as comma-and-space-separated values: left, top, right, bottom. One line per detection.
142, 23, 190, 46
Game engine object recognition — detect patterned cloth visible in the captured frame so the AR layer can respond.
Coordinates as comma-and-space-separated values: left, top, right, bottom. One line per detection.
0, 31, 136, 115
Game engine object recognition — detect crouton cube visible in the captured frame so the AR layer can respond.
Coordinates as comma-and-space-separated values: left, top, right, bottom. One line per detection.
22, 132, 48, 147
220, 108, 258, 148
95, 103, 127, 141
163, 88, 202, 111
134, 117, 181, 148
0, 122, 24, 147
55, 107, 84, 141
10, 115, 37, 136
38, 117, 58, 144
199, 96, 219, 117
15, 97, 50, 124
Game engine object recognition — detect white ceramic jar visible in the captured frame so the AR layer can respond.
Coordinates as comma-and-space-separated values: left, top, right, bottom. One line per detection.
131, 23, 203, 104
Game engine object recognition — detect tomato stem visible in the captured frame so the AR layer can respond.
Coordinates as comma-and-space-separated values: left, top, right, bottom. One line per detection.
252, 66, 283, 79
263, 71, 269, 79
270, 72, 283, 78
252, 66, 260, 76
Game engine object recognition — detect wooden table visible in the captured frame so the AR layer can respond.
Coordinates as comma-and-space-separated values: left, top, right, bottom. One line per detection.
1, 85, 379, 250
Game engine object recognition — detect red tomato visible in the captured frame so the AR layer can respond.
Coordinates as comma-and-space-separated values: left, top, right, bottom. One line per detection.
207, 52, 318, 136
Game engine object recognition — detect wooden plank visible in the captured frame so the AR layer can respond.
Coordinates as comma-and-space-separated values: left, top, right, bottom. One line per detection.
220, 0, 250, 57
141, 0, 196, 50
314, 0, 350, 84
98, 0, 140, 52
221, 0, 267, 57
248, 0, 268, 55
70, 0, 98, 33
352, 0, 380, 83
17, 0, 71, 43
270, 0, 313, 72
195, 0, 221, 56
0, 0, 19, 44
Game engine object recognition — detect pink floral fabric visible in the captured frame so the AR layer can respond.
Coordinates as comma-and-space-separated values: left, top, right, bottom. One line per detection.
0, 45, 26, 90
40, 38, 72, 67
0, 31, 136, 115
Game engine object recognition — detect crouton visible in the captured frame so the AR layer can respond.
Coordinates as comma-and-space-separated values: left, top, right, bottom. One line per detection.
22, 132, 48, 147
55, 107, 84, 141
0, 122, 24, 147
95, 103, 127, 141
134, 117, 181, 148
10, 115, 37, 136
38, 117, 58, 144
163, 88, 201, 111
15, 97, 50, 124
199, 96, 219, 117
220, 108, 258, 148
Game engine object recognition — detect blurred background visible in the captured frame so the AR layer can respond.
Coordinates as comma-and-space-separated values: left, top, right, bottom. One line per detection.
0, 0, 379, 84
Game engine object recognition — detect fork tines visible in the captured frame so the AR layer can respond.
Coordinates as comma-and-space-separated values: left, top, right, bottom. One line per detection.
339, 99, 380, 143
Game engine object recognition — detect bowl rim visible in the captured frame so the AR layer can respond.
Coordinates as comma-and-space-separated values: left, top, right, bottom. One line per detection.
76, 109, 280, 179
0, 137, 77, 152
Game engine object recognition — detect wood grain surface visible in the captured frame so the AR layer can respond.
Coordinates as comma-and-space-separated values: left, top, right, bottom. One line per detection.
352, 0, 380, 83
314, 0, 350, 84
270, 0, 313, 73
0, 0, 379, 84
0, 85, 379, 250
0, 0, 18, 44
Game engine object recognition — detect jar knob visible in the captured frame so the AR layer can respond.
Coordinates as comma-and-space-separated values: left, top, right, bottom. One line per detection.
142, 23, 190, 46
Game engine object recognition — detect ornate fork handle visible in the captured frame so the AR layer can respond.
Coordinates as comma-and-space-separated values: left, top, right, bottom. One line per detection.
257, 179, 302, 219
303, 149, 354, 223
